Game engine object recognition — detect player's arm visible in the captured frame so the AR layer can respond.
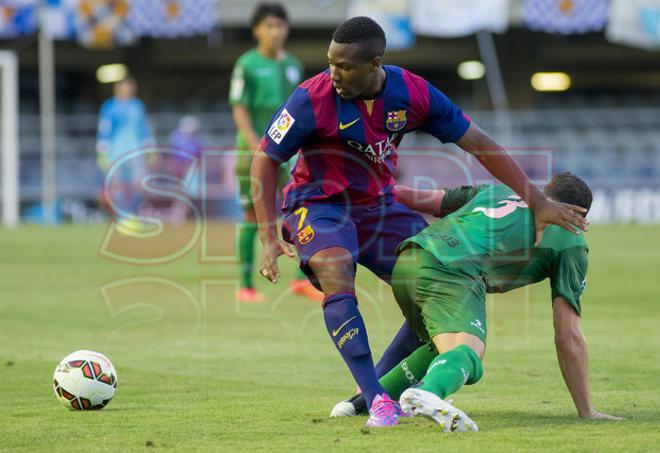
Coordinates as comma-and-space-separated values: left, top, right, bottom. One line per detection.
96, 102, 111, 150
418, 81, 588, 243
251, 147, 294, 283
455, 122, 588, 244
552, 297, 622, 420
232, 105, 261, 152
250, 88, 315, 283
393, 185, 445, 216
229, 60, 261, 151
394, 184, 483, 217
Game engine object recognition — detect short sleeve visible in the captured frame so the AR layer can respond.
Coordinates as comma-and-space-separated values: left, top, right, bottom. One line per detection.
550, 246, 589, 315
229, 59, 250, 106
421, 82, 471, 143
287, 56, 304, 85
260, 87, 316, 164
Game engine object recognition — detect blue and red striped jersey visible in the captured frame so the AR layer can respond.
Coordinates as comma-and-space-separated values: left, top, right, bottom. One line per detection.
259, 65, 471, 211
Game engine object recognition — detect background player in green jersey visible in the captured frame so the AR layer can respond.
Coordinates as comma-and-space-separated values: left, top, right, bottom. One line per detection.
230, 3, 322, 303
332, 173, 622, 429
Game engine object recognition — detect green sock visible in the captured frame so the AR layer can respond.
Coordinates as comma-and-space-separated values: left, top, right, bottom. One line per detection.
237, 222, 258, 289
419, 345, 483, 399
379, 344, 438, 400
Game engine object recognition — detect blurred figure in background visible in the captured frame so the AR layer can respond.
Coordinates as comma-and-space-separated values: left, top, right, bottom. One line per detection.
96, 77, 153, 230
165, 115, 203, 224
230, 2, 322, 303
169, 114, 203, 178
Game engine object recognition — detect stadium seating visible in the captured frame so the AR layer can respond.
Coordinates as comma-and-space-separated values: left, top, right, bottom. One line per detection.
15, 101, 660, 206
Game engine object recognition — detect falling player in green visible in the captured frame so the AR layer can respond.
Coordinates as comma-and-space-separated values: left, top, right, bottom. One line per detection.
331, 173, 622, 430
230, 3, 322, 302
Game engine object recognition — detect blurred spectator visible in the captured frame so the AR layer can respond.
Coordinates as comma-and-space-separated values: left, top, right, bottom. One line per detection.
161, 115, 204, 224
96, 77, 153, 227
170, 115, 202, 162
168, 115, 203, 178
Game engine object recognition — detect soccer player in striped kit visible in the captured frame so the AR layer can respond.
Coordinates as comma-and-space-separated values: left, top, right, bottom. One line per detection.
251, 17, 588, 427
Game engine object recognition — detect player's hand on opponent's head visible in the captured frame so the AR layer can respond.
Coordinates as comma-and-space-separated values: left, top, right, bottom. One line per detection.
580, 410, 624, 421
259, 237, 295, 283
533, 197, 589, 246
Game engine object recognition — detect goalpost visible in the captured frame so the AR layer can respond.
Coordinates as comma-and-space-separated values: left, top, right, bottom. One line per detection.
0, 50, 19, 229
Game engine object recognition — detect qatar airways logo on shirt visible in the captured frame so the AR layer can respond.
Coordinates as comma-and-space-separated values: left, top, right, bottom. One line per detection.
345, 133, 399, 164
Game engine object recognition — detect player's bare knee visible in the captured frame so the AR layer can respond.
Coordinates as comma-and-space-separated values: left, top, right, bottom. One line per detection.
308, 248, 355, 294
314, 265, 355, 294
432, 333, 486, 359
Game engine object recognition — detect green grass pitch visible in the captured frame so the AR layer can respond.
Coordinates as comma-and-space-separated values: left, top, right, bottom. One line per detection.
1, 224, 659, 451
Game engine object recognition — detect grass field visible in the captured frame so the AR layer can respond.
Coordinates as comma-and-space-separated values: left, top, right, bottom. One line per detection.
1, 223, 659, 451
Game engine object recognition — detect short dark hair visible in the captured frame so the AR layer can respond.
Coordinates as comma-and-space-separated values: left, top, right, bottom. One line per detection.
332, 16, 386, 60
544, 172, 593, 214
251, 2, 288, 28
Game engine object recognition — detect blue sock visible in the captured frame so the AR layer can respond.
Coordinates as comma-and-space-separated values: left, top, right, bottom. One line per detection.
323, 293, 385, 408
374, 321, 424, 378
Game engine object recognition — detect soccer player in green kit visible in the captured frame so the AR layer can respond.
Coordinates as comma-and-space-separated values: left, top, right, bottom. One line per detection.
230, 3, 322, 302
332, 173, 622, 430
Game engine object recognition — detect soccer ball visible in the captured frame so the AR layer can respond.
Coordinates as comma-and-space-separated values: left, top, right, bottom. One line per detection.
52, 350, 118, 410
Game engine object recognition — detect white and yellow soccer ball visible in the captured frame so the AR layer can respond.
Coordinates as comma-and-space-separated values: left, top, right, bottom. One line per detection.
53, 350, 118, 410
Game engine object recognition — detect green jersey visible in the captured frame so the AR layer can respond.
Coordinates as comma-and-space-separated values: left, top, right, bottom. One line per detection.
400, 185, 589, 314
229, 49, 303, 150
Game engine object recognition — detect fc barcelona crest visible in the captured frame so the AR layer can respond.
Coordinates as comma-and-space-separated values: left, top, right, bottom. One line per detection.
386, 110, 407, 131
297, 225, 315, 245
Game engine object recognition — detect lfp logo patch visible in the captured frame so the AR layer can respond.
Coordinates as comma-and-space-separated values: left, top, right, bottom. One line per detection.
268, 108, 296, 144
386, 110, 407, 131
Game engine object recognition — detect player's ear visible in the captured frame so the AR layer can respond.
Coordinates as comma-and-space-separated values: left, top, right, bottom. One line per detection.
252, 23, 261, 40
369, 56, 382, 72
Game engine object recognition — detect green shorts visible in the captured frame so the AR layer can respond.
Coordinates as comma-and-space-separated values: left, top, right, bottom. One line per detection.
392, 245, 487, 343
236, 149, 291, 210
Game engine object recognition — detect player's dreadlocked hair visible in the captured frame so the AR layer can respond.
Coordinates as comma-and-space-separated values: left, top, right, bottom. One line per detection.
332, 16, 386, 60
544, 172, 593, 215
251, 2, 288, 28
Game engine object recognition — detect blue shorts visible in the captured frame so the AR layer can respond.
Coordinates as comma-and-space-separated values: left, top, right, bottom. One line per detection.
281, 201, 428, 288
